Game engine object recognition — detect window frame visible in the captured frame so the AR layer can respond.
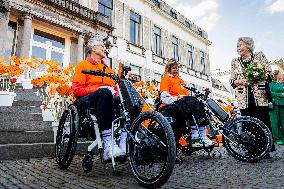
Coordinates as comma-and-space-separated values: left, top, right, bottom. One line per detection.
170, 10, 177, 19
153, 25, 162, 56
130, 11, 142, 45
200, 51, 206, 74
187, 44, 194, 69
171, 36, 179, 61
98, 0, 113, 17
30, 29, 66, 68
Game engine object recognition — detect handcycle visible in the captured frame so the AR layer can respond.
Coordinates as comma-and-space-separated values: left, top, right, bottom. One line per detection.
158, 87, 273, 163
55, 66, 176, 188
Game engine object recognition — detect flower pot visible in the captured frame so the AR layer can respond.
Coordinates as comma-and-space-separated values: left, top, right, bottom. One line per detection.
0, 91, 16, 106
21, 80, 33, 89
41, 108, 54, 122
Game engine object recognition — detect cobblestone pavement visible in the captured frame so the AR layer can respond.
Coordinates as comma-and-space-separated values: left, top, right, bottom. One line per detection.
1, 145, 284, 189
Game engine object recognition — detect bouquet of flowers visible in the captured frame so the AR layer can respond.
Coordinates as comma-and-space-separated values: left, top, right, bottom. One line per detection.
243, 63, 267, 84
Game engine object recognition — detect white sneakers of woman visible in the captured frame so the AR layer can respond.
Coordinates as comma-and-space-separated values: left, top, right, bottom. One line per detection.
191, 135, 213, 148
103, 143, 125, 161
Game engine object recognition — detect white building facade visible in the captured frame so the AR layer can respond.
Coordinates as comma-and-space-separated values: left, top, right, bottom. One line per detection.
108, 0, 212, 89
0, 0, 212, 89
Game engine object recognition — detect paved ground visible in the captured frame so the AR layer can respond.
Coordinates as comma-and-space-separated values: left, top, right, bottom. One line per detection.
1, 146, 284, 189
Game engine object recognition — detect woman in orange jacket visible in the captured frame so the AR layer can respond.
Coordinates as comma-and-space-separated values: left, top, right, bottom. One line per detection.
159, 59, 212, 148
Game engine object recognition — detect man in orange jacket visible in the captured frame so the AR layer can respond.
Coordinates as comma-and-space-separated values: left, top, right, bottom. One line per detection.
72, 35, 126, 161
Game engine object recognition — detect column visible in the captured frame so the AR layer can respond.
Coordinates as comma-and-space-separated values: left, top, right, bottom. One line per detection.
0, 9, 10, 58
19, 14, 32, 58
77, 34, 84, 63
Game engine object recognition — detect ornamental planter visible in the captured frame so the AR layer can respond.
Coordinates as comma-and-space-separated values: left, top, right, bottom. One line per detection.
21, 79, 33, 89
0, 91, 16, 106
41, 107, 54, 122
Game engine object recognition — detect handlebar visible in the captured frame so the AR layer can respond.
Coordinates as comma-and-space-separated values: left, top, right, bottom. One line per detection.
184, 86, 210, 100
82, 70, 120, 83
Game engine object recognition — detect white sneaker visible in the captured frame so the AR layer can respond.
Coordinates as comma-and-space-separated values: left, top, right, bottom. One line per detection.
191, 141, 204, 148
103, 143, 125, 161
201, 135, 213, 146
119, 141, 126, 154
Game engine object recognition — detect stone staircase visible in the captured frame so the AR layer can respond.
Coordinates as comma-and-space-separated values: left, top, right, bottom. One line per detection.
0, 86, 54, 160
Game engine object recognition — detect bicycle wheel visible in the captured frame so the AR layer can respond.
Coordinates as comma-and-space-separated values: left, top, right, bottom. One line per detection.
128, 110, 176, 188
223, 116, 272, 162
55, 105, 79, 169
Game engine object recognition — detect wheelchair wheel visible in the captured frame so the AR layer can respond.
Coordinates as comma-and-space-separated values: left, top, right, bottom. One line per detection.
223, 116, 272, 163
55, 104, 79, 169
128, 111, 176, 188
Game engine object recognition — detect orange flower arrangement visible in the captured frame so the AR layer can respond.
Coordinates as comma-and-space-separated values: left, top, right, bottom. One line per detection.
56, 84, 72, 97
47, 65, 61, 73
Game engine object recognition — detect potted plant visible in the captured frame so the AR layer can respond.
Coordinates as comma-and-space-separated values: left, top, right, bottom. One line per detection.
0, 58, 24, 106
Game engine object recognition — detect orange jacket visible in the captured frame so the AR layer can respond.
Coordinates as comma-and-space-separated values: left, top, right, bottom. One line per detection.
72, 58, 117, 98
160, 74, 189, 97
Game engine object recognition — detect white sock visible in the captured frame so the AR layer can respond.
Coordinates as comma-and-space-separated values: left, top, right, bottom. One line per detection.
191, 126, 199, 139
120, 128, 127, 146
102, 129, 112, 147
199, 127, 206, 137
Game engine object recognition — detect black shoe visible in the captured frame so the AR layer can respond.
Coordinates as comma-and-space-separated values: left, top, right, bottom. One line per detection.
175, 156, 183, 164
263, 153, 271, 159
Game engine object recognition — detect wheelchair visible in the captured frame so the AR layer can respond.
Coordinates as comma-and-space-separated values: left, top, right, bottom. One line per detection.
55, 69, 176, 188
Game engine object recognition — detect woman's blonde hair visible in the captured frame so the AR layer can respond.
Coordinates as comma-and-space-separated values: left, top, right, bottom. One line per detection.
164, 58, 179, 74
238, 37, 255, 52
272, 70, 281, 82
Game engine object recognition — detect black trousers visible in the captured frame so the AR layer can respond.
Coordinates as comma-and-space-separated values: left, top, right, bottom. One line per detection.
74, 88, 117, 132
241, 106, 275, 151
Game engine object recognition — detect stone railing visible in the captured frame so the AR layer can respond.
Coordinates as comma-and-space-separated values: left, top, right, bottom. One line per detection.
41, 0, 112, 29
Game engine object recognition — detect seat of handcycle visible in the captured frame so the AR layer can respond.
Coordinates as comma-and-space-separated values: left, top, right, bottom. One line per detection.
73, 99, 97, 139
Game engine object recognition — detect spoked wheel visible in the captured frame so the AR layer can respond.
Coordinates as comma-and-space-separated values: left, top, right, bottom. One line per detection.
128, 111, 176, 188
55, 105, 79, 169
223, 116, 272, 162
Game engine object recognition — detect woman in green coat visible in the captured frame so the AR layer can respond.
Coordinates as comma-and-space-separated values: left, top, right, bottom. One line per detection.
269, 70, 284, 144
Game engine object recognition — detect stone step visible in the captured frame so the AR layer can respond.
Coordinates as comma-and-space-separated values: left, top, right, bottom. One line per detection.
0, 120, 52, 131
0, 142, 94, 160
0, 131, 54, 144
1, 112, 43, 121
0, 105, 41, 113
12, 100, 42, 107
0, 143, 55, 160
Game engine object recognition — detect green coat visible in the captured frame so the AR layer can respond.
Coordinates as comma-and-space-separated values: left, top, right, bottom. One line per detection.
269, 81, 284, 144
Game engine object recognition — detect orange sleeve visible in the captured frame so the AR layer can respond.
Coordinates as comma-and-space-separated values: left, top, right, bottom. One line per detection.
72, 61, 87, 84
160, 76, 171, 93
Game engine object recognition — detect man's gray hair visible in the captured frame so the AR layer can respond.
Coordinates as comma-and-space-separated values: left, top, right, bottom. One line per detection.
238, 37, 255, 52
86, 34, 104, 53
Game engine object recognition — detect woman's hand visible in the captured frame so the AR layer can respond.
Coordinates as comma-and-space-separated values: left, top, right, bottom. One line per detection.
282, 93, 284, 97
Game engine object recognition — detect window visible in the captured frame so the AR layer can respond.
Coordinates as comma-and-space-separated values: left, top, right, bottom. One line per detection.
4, 21, 18, 64
170, 10, 177, 19
171, 36, 178, 60
153, 26, 162, 56
152, 0, 160, 7
130, 65, 141, 81
198, 29, 203, 37
71, 0, 79, 3
130, 11, 141, 45
98, 0, 113, 17
200, 51, 206, 74
154, 73, 162, 86
187, 44, 194, 69
185, 21, 191, 29
31, 30, 65, 70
